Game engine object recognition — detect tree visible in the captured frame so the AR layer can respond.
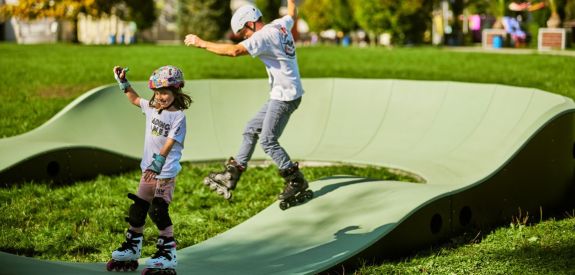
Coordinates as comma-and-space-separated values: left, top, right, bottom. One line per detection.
178, 0, 231, 41
300, 0, 354, 33
0, 0, 157, 42
1, 0, 117, 42
400, 0, 433, 44
255, 0, 280, 23
1, 0, 116, 20
300, 0, 332, 32
118, 0, 156, 30
350, 0, 429, 45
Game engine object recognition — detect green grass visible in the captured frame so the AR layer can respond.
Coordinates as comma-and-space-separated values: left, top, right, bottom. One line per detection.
358, 215, 575, 274
1, 43, 574, 138
0, 163, 410, 262
1, 43, 575, 273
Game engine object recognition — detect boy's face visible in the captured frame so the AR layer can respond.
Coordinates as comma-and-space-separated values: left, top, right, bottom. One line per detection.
238, 23, 256, 40
154, 88, 175, 109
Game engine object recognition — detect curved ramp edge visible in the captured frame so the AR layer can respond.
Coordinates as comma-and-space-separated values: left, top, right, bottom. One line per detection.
1, 79, 574, 274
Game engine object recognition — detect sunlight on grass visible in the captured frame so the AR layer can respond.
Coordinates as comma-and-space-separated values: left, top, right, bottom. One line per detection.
1, 44, 574, 273
0, 162, 412, 262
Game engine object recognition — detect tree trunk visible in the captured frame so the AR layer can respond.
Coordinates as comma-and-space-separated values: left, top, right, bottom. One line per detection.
71, 17, 79, 43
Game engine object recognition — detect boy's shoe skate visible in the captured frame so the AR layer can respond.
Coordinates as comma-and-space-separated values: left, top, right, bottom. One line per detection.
203, 157, 244, 200
106, 230, 143, 272
278, 162, 313, 210
142, 236, 177, 275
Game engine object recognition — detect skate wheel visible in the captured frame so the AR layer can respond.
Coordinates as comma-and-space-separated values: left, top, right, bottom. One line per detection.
305, 190, 314, 200
203, 178, 211, 186
223, 192, 232, 200
279, 201, 289, 210
295, 195, 305, 204
141, 268, 150, 275
132, 261, 139, 271
106, 260, 115, 271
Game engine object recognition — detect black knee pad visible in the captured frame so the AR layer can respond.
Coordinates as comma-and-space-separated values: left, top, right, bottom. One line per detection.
149, 197, 172, 230
125, 193, 150, 228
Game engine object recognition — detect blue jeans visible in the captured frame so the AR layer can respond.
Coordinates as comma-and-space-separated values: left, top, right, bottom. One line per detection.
235, 97, 301, 170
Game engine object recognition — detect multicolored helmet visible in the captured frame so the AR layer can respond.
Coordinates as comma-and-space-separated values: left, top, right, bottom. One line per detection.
148, 65, 185, 89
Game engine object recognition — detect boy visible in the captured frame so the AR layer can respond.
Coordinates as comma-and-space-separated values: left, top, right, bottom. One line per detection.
184, 0, 309, 206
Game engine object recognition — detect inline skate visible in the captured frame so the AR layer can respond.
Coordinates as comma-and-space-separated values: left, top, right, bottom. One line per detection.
141, 236, 177, 275
203, 157, 244, 200
278, 162, 313, 210
106, 230, 143, 272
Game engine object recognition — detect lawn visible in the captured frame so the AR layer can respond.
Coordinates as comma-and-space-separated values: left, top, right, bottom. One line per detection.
1, 43, 574, 138
1, 43, 574, 273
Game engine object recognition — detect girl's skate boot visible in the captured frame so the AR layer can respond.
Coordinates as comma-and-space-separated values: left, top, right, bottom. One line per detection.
142, 236, 177, 275
203, 157, 244, 200
278, 162, 313, 210
106, 230, 143, 272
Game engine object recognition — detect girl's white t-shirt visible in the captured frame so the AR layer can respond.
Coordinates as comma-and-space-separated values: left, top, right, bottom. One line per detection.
139, 99, 186, 179
240, 15, 304, 101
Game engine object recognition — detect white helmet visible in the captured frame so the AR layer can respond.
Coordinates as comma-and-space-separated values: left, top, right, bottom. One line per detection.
231, 5, 263, 34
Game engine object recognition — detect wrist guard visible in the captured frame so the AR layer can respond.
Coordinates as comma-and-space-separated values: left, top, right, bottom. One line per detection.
146, 153, 166, 174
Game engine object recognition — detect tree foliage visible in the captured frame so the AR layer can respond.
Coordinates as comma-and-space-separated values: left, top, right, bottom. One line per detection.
0, 0, 156, 30
400, 0, 433, 44
1, 0, 119, 21
255, 0, 281, 23
349, 0, 388, 37
178, 0, 231, 41
350, 0, 429, 44
118, 0, 156, 30
300, 0, 354, 33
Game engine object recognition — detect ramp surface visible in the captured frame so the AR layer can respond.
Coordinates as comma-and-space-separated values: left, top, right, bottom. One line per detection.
1, 79, 574, 274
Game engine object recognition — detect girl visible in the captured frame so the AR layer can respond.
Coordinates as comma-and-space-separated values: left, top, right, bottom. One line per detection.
107, 65, 192, 274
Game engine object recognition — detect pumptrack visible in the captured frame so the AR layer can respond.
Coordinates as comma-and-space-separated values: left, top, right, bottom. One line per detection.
1, 79, 574, 274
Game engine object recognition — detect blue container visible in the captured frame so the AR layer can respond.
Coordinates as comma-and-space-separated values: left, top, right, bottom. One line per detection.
493, 35, 503, 48
108, 34, 116, 45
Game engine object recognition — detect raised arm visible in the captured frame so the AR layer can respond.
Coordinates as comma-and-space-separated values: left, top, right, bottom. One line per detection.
113, 66, 140, 107
184, 34, 249, 57
123, 86, 141, 107
287, 0, 297, 21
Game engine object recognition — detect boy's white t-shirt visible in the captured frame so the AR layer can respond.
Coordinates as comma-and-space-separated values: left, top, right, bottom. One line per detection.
139, 99, 186, 179
240, 15, 304, 101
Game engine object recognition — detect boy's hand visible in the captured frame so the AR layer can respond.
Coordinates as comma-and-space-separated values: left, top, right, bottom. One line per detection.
113, 66, 131, 91
184, 34, 205, 48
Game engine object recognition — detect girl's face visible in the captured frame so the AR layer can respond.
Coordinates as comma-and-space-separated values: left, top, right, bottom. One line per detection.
154, 88, 175, 109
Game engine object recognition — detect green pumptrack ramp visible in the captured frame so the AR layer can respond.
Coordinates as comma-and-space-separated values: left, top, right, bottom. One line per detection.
1, 79, 574, 274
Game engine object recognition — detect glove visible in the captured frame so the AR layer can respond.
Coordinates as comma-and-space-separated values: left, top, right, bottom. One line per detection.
113, 66, 131, 91
146, 153, 166, 175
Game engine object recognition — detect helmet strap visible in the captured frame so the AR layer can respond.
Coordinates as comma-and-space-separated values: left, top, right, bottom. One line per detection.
245, 22, 256, 32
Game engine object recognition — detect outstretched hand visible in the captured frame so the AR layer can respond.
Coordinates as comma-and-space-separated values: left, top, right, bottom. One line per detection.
113, 66, 129, 83
113, 66, 132, 92
184, 34, 205, 48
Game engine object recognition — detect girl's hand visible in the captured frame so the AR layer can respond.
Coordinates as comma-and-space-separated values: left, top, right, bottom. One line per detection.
143, 169, 157, 181
113, 66, 131, 91
144, 153, 166, 181
113, 66, 129, 83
